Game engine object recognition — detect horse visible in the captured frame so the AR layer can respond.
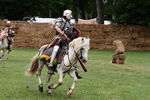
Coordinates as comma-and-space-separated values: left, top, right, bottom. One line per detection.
0, 30, 14, 60
26, 37, 90, 96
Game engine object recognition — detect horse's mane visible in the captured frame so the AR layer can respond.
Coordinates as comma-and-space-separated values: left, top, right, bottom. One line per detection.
69, 37, 90, 51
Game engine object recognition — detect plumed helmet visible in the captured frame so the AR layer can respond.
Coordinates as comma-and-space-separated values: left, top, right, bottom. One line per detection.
5, 21, 11, 26
63, 9, 72, 20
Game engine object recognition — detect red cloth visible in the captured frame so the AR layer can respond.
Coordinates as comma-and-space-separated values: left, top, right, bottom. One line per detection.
0, 30, 7, 39
73, 28, 80, 37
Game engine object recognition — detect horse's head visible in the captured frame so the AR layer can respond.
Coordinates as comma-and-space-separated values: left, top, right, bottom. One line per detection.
69, 37, 90, 63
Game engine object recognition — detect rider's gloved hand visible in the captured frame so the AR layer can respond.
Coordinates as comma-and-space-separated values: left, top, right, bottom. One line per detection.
63, 33, 68, 39
64, 34, 70, 41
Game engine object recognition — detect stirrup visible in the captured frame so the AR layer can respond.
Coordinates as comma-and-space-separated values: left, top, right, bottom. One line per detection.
48, 63, 53, 68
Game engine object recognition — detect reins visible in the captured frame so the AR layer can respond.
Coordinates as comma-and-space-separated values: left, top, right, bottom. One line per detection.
73, 46, 88, 72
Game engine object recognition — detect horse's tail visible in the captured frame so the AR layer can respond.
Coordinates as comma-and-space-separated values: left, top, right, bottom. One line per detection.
25, 53, 39, 76
25, 44, 48, 76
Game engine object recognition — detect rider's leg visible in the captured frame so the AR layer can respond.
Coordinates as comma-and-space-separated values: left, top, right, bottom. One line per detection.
48, 45, 59, 67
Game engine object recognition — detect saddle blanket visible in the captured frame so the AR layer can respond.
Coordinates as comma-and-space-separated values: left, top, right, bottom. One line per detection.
38, 46, 66, 64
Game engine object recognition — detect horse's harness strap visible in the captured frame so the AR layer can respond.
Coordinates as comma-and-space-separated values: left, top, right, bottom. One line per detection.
63, 48, 78, 73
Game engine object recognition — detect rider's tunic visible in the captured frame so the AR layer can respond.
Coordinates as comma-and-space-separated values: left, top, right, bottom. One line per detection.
54, 18, 74, 46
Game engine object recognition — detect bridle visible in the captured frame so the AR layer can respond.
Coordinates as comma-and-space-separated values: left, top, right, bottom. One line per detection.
80, 48, 84, 60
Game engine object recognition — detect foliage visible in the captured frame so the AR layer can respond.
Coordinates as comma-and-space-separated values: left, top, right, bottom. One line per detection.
0, 0, 97, 20
0, 0, 149, 25
0, 48, 150, 100
0, 0, 46, 20
113, 0, 150, 25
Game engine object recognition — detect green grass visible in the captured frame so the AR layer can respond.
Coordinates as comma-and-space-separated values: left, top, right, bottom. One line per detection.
0, 48, 150, 100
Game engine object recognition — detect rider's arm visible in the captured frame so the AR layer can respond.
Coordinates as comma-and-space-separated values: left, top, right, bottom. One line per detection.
3, 27, 9, 33
54, 25, 64, 35
54, 25, 67, 39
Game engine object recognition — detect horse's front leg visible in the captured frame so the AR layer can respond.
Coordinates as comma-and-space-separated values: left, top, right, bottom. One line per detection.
36, 61, 44, 92
50, 64, 63, 89
67, 70, 78, 96
0, 49, 6, 60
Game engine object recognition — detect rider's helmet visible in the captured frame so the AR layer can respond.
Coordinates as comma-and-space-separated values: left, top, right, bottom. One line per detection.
5, 21, 11, 27
63, 10, 72, 20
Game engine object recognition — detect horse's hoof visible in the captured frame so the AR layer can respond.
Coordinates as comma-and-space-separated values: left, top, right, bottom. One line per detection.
38, 85, 43, 92
66, 89, 73, 96
66, 92, 72, 96
47, 92, 52, 96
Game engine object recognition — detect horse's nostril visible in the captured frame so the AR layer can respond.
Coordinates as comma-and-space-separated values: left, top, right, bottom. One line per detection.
80, 56, 83, 59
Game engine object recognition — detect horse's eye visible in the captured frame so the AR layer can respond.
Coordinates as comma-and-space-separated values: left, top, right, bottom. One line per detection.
81, 48, 85, 51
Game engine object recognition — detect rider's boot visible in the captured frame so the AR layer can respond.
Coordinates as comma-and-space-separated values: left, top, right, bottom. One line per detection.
48, 45, 59, 67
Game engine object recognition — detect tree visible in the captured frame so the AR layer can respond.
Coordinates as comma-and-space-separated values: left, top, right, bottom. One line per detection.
69, 0, 97, 20
113, 0, 150, 25
96, 0, 104, 24
0, 0, 98, 20
104, 0, 115, 21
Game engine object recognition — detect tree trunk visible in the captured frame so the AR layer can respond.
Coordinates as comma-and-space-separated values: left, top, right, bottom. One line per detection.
72, 0, 80, 22
79, 1, 86, 19
96, 0, 104, 24
79, 10, 86, 19
112, 0, 116, 20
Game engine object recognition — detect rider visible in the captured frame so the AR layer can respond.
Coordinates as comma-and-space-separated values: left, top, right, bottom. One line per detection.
2, 21, 14, 51
48, 9, 73, 67
48, 9, 82, 79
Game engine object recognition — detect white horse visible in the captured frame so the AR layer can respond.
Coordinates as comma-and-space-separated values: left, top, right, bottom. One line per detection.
26, 37, 90, 96
0, 31, 13, 60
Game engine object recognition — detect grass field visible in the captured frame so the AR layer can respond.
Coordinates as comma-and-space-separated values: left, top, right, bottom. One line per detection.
0, 48, 150, 100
